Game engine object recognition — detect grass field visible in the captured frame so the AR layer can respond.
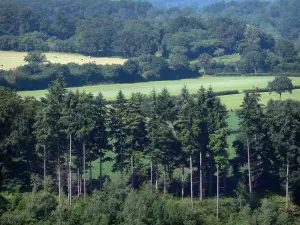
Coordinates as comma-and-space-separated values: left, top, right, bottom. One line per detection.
215, 54, 241, 64
18, 76, 300, 109
0, 51, 127, 70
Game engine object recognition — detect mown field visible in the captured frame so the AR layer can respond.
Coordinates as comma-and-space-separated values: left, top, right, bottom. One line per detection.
0, 51, 127, 70
18, 76, 300, 110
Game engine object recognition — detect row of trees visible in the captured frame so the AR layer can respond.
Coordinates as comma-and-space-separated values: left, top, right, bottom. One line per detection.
0, 52, 199, 91
1, 77, 300, 215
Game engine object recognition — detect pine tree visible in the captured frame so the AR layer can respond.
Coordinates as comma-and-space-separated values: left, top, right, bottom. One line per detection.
175, 86, 197, 209
209, 127, 229, 220
123, 96, 148, 188
92, 93, 108, 190
74, 92, 96, 200
266, 100, 300, 210
108, 90, 127, 178
238, 90, 267, 195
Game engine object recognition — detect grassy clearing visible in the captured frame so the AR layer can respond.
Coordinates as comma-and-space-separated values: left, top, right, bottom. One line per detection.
215, 54, 241, 64
0, 51, 127, 70
18, 76, 300, 110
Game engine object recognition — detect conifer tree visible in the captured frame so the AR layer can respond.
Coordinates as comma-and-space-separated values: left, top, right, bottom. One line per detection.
175, 86, 197, 209
108, 91, 127, 178
92, 93, 108, 190
123, 96, 148, 188
266, 100, 300, 210
74, 92, 96, 200
209, 127, 229, 220
238, 90, 266, 194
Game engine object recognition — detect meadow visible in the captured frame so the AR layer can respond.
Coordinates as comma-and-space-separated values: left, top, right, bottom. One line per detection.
18, 76, 300, 110
0, 51, 127, 70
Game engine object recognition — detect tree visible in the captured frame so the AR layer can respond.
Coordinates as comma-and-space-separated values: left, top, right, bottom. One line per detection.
266, 100, 300, 210
175, 86, 197, 209
108, 91, 127, 178
123, 97, 148, 188
268, 76, 293, 98
198, 53, 213, 73
237, 91, 267, 195
208, 127, 229, 220
24, 52, 48, 64
74, 92, 96, 200
92, 93, 109, 190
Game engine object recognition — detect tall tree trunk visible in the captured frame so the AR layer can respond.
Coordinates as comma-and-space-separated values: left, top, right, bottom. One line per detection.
99, 153, 103, 190
69, 135, 72, 205
121, 142, 124, 178
43, 145, 46, 192
150, 160, 153, 185
190, 155, 194, 209
131, 153, 134, 188
209, 153, 213, 197
286, 160, 289, 211
77, 167, 80, 197
247, 138, 252, 194
83, 141, 86, 200
199, 148, 203, 200
89, 157, 92, 188
216, 166, 219, 220
156, 166, 158, 192
181, 165, 184, 199
164, 165, 166, 194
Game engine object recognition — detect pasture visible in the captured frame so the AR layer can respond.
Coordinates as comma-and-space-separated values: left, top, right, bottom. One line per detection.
214, 54, 241, 64
18, 76, 300, 110
0, 51, 127, 70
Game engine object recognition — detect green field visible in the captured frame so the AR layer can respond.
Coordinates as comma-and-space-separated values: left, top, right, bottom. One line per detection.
0, 51, 127, 70
215, 54, 241, 64
18, 76, 300, 109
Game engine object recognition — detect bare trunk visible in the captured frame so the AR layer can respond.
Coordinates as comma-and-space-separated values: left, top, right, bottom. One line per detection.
89, 157, 92, 188
216, 166, 219, 220
43, 145, 46, 192
163, 165, 166, 194
247, 138, 252, 194
181, 165, 184, 199
77, 167, 80, 197
58, 165, 61, 203
209, 154, 213, 197
199, 149, 203, 200
99, 153, 103, 190
286, 161, 289, 211
83, 141, 86, 200
131, 153, 134, 188
155, 166, 158, 192
150, 161, 153, 185
120, 136, 124, 178
69, 135, 72, 205
190, 155, 194, 209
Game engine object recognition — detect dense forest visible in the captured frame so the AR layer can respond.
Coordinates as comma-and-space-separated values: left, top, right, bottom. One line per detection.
204, 0, 300, 40
1, 77, 300, 224
1, 0, 300, 90
1, 0, 300, 223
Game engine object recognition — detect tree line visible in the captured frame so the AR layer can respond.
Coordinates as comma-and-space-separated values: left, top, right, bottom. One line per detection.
1, 77, 300, 223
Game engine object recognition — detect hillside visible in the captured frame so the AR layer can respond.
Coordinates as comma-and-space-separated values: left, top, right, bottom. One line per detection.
204, 0, 300, 40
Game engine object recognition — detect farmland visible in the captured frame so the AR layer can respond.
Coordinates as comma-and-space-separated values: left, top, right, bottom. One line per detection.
0, 51, 127, 70
18, 76, 300, 109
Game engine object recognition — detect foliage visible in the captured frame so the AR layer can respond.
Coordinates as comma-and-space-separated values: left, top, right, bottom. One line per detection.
268, 76, 294, 98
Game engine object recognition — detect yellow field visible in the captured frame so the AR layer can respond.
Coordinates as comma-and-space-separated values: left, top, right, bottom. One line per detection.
0, 51, 127, 70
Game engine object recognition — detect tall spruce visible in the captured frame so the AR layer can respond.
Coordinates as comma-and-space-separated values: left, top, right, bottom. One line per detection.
175, 86, 197, 209
238, 91, 266, 194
